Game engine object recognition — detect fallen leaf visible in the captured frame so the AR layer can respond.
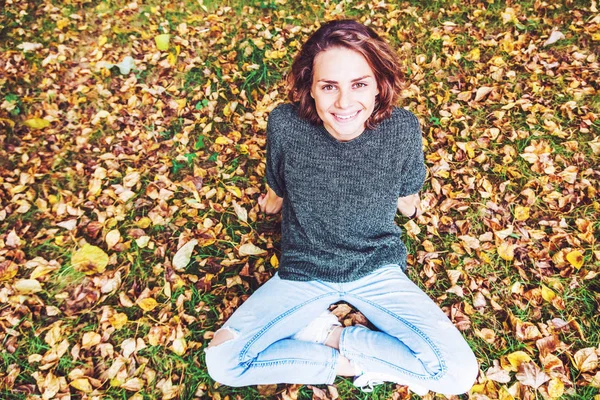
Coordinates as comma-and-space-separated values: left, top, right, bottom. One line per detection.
81, 332, 101, 349
516, 362, 550, 389
137, 297, 158, 312
155, 34, 170, 51
514, 206, 530, 221
24, 118, 50, 129
507, 351, 532, 369
232, 201, 248, 223
543, 30, 565, 47
498, 241, 515, 261
0, 261, 18, 281
172, 239, 198, 271
486, 362, 512, 383
172, 338, 187, 356
547, 377, 564, 398
574, 347, 598, 372
566, 250, 584, 269
14, 279, 43, 294
70, 378, 93, 392
71, 245, 109, 275
105, 229, 121, 250
238, 243, 267, 257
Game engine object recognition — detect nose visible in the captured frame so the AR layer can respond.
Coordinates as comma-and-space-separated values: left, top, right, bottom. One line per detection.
335, 88, 351, 109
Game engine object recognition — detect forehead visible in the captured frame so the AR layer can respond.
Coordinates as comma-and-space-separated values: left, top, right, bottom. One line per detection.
312, 47, 374, 80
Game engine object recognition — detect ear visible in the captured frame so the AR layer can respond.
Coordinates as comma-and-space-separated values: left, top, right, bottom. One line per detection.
310, 88, 314, 99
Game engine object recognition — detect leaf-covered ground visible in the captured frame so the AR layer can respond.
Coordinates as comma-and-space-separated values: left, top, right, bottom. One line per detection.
1, 0, 599, 399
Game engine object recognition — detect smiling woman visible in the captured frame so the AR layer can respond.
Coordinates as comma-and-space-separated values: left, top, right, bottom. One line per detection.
310, 48, 379, 142
206, 20, 479, 396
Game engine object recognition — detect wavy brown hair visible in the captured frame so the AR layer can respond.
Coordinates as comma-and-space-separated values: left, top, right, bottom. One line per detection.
287, 20, 403, 129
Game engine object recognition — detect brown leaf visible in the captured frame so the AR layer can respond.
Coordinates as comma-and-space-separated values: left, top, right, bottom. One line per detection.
486, 360, 511, 383
516, 362, 551, 389
574, 348, 598, 372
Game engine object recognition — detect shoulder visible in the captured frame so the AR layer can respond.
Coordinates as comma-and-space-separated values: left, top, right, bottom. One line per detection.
378, 107, 422, 139
387, 107, 420, 128
268, 103, 302, 127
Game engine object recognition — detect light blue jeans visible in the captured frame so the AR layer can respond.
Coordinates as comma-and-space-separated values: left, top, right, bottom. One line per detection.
204, 264, 478, 395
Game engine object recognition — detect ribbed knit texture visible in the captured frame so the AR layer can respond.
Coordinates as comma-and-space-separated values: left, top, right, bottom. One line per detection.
266, 103, 426, 282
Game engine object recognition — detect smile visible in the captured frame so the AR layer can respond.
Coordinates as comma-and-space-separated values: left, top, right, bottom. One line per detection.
333, 110, 360, 121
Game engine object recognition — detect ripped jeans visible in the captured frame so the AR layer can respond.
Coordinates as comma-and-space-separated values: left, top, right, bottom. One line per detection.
204, 264, 478, 394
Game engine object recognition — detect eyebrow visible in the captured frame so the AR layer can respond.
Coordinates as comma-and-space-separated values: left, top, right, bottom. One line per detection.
317, 75, 373, 84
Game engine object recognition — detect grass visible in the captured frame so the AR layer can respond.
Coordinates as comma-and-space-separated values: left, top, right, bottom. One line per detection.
1, 0, 599, 399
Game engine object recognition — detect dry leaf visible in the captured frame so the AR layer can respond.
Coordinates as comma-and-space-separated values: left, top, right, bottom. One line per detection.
14, 279, 43, 294
105, 229, 121, 250
238, 243, 267, 256
566, 250, 584, 269
574, 348, 598, 372
172, 338, 187, 356
137, 297, 158, 312
70, 378, 93, 392
516, 362, 550, 389
71, 245, 109, 275
543, 30, 565, 47
172, 239, 198, 271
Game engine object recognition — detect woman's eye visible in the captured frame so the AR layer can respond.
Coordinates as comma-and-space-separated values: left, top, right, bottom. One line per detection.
322, 85, 334, 91
353, 82, 367, 88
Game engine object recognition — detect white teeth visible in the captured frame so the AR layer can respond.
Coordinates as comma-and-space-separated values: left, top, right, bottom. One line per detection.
335, 111, 359, 120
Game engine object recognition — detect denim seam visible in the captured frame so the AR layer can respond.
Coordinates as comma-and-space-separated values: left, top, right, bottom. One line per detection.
344, 295, 447, 381
239, 291, 338, 362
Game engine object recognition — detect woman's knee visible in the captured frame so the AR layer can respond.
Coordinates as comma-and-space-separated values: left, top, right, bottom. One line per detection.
205, 328, 243, 387
440, 350, 479, 395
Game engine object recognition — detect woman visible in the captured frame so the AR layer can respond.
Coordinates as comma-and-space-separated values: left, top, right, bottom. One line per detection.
205, 20, 478, 396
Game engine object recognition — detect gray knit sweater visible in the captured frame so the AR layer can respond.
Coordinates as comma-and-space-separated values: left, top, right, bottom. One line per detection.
266, 103, 426, 282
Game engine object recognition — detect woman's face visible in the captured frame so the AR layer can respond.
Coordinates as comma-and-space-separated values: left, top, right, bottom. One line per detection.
310, 47, 379, 142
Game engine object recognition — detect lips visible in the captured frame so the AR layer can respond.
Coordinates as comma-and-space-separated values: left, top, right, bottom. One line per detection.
332, 110, 360, 122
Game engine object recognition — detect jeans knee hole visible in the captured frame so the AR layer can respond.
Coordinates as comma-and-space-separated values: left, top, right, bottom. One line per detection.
207, 327, 238, 348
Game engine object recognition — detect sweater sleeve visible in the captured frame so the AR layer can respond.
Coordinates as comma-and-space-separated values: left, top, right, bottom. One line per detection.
265, 112, 286, 198
397, 113, 426, 197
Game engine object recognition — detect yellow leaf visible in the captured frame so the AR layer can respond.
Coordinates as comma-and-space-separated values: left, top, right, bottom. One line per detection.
507, 351, 532, 368
566, 250, 584, 269
0, 261, 18, 281
70, 378, 93, 392
541, 285, 556, 302
514, 206, 530, 221
109, 313, 128, 329
226, 185, 242, 198
270, 254, 279, 268
24, 118, 50, 129
137, 217, 152, 228
155, 34, 170, 51
137, 297, 158, 312
171, 337, 187, 356
14, 279, 42, 294
167, 52, 177, 66
71, 244, 109, 275
98, 35, 108, 47
0, 118, 15, 128
497, 241, 515, 261
215, 136, 232, 145
547, 378, 564, 398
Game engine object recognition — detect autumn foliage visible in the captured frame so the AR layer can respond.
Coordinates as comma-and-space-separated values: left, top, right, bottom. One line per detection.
0, 0, 599, 399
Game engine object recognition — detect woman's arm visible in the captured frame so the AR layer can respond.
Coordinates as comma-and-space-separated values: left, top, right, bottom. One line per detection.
258, 186, 284, 214
397, 193, 422, 219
